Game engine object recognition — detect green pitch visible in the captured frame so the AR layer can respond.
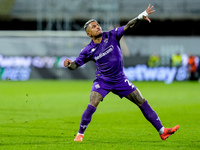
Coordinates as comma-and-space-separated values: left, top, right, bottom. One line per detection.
0, 80, 199, 150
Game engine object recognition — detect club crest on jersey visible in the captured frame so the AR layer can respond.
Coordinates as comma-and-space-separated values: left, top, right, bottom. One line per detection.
104, 38, 108, 43
95, 84, 100, 89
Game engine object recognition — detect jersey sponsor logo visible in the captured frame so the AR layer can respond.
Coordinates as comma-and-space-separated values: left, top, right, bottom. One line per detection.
94, 45, 114, 61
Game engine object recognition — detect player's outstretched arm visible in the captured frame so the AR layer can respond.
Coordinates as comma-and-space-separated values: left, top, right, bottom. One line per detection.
64, 59, 78, 70
124, 4, 155, 31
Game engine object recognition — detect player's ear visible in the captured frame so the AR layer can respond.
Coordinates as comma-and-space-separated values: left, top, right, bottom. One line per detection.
87, 32, 91, 37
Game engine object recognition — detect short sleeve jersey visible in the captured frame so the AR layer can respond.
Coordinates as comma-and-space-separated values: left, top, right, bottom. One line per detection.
75, 26, 126, 83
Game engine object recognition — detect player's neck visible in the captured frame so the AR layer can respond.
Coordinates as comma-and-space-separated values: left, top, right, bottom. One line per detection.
92, 33, 102, 44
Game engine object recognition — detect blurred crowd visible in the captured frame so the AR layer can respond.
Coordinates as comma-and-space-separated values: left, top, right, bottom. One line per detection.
148, 53, 200, 82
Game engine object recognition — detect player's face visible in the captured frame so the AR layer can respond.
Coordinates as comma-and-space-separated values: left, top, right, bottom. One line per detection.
87, 21, 102, 37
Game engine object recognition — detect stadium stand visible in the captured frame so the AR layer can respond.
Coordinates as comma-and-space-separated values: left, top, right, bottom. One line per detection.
7, 0, 200, 30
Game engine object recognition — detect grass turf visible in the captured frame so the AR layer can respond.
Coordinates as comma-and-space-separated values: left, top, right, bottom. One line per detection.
0, 80, 200, 150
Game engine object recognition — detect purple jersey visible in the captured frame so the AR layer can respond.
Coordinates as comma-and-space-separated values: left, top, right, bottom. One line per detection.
75, 26, 125, 82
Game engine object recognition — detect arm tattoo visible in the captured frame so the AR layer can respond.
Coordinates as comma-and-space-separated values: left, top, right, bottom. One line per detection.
68, 61, 78, 70
124, 17, 139, 31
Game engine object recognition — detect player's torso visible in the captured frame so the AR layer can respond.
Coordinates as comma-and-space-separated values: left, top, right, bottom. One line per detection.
90, 32, 124, 80
92, 34, 120, 61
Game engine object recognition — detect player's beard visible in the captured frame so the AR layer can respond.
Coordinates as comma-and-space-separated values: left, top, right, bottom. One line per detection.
94, 33, 102, 39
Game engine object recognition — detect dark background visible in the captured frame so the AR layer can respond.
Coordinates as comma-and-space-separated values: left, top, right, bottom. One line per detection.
0, 19, 200, 36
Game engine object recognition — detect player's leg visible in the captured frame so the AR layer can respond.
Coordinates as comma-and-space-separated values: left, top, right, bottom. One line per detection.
79, 91, 102, 135
126, 89, 179, 140
126, 89, 164, 132
74, 91, 102, 141
113, 78, 168, 138
125, 88, 145, 106
74, 80, 110, 141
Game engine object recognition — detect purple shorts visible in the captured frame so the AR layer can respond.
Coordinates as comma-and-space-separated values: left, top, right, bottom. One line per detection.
91, 77, 137, 99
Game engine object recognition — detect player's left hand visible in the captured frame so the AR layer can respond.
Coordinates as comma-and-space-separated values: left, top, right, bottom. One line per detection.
143, 4, 155, 23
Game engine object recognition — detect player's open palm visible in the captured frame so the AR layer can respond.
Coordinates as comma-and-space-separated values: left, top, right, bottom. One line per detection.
144, 4, 155, 23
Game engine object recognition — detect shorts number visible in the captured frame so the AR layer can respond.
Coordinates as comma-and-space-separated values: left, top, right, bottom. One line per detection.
125, 79, 135, 89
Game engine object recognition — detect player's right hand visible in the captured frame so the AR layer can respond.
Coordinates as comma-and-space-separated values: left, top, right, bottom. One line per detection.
64, 59, 71, 67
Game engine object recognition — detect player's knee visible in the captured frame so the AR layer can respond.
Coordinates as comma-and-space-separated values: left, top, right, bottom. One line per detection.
90, 91, 102, 107
89, 99, 100, 107
137, 98, 146, 106
90, 95, 101, 107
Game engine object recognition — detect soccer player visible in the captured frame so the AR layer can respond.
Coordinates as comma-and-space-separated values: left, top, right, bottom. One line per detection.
64, 4, 179, 141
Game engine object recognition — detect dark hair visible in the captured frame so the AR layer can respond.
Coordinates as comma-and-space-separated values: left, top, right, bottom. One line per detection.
84, 19, 98, 31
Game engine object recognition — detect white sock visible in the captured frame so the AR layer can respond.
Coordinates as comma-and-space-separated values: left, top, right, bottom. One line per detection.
159, 127, 165, 135
77, 133, 84, 136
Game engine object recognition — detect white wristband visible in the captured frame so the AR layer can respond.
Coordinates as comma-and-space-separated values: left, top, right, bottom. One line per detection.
138, 10, 148, 20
